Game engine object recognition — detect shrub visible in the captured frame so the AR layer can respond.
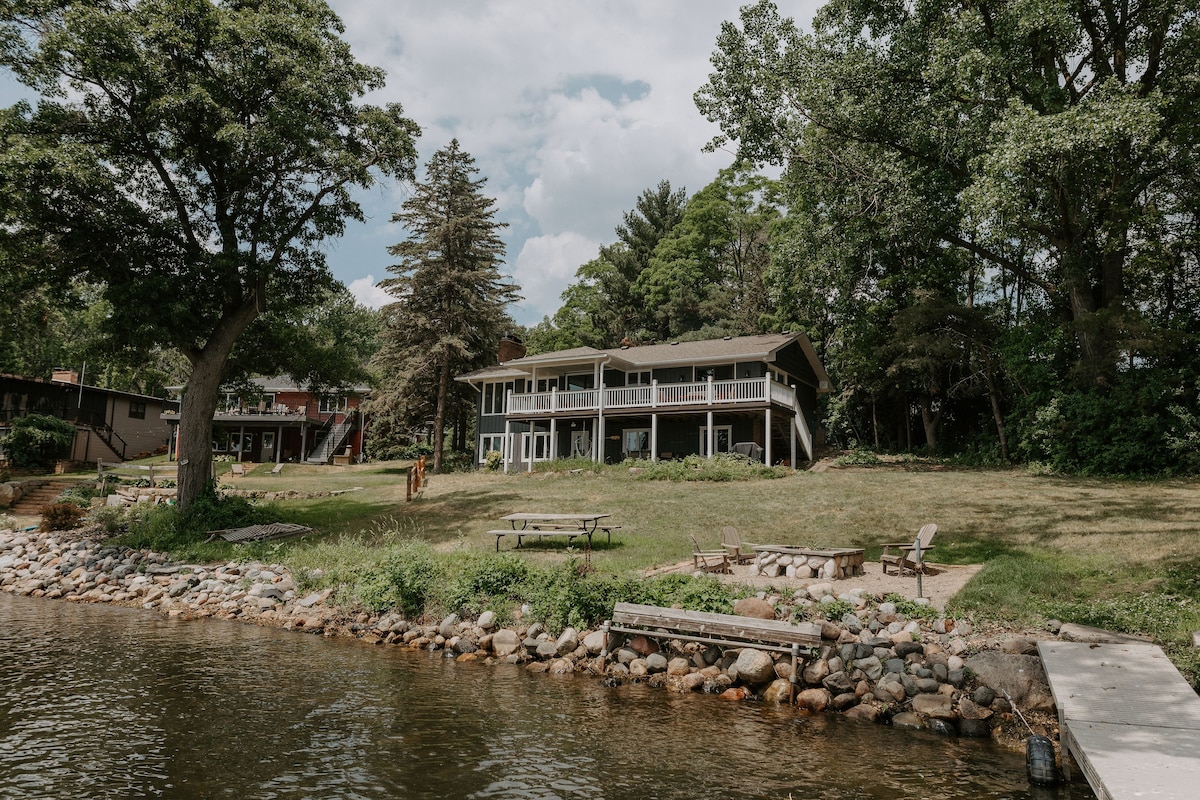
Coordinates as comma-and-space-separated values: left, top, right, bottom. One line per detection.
484, 449, 503, 471
40, 501, 85, 532
3, 414, 76, 469
118, 489, 269, 552
631, 452, 781, 482
56, 484, 100, 508
90, 505, 130, 535
439, 552, 530, 616
0, 512, 16, 532
352, 538, 441, 615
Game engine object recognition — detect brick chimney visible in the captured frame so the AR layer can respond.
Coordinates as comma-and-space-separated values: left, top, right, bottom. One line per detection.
51, 368, 79, 384
498, 334, 526, 363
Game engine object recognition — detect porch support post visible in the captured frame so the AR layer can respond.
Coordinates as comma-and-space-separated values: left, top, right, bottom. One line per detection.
239, 424, 246, 463
301, 422, 307, 461
596, 379, 606, 464
706, 410, 714, 459
651, 413, 658, 462
764, 408, 773, 466
789, 414, 797, 468
276, 424, 283, 462
528, 421, 534, 473
549, 417, 557, 461
503, 419, 512, 473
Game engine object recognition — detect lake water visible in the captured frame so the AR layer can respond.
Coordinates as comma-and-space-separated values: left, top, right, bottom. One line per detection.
0, 594, 1095, 799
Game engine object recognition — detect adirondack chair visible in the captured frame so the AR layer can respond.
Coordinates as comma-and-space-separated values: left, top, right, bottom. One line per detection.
720, 526, 759, 565
690, 535, 730, 574
880, 524, 938, 575
230, 463, 246, 477
270, 463, 284, 475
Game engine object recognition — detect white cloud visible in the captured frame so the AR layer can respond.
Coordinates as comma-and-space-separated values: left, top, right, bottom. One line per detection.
510, 232, 601, 322
322, 0, 823, 325
347, 275, 393, 310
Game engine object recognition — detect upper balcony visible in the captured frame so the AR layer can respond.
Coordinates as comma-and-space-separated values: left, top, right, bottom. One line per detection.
505, 376, 799, 416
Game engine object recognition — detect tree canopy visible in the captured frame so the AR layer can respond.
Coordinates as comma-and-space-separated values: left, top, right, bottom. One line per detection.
690, 0, 1200, 472
0, 0, 419, 505
373, 139, 519, 472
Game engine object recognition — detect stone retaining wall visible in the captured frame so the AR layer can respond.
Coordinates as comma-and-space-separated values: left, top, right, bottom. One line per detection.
0, 527, 1060, 743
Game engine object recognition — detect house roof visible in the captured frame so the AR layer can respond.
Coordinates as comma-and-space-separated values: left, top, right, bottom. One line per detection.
1, 372, 168, 404
456, 332, 831, 389
165, 376, 372, 395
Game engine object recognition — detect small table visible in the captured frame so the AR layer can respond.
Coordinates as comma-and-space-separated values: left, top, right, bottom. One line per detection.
492, 513, 613, 568
752, 545, 866, 580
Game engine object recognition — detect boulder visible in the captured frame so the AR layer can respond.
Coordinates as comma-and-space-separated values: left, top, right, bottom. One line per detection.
476, 610, 497, 630
843, 704, 880, 723
795, 687, 831, 711
912, 693, 955, 719
732, 648, 776, 687
733, 597, 776, 620
582, 630, 607, 655
762, 679, 794, 704
490, 628, 522, 657
965, 651, 1055, 713
555, 627, 579, 657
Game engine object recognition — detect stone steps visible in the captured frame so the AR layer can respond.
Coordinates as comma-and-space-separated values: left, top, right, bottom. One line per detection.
9, 482, 71, 516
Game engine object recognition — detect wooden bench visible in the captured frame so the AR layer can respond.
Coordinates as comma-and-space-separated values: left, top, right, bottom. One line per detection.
600, 602, 821, 683
487, 529, 591, 551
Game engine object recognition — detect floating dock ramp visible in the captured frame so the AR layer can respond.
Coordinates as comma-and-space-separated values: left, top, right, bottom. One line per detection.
1038, 641, 1200, 800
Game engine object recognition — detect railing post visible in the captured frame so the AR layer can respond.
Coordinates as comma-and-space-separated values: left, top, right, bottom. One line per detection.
707, 375, 714, 404
651, 379, 658, 408
550, 386, 557, 412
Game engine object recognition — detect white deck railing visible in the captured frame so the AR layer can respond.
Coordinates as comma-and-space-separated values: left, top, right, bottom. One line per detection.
505, 377, 792, 415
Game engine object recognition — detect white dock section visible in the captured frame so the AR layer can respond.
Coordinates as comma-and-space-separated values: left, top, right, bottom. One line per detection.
1038, 641, 1200, 800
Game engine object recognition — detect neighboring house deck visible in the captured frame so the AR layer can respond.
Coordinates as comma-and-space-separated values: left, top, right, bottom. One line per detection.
162, 376, 369, 464
457, 333, 831, 471
0, 370, 173, 463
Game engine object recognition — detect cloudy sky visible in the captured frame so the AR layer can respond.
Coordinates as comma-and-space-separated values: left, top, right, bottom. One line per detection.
2, 1, 824, 325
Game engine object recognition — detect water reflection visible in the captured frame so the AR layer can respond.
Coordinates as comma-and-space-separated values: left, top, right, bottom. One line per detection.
0, 594, 1093, 799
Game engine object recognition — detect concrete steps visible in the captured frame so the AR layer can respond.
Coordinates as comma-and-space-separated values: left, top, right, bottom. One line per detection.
9, 481, 71, 516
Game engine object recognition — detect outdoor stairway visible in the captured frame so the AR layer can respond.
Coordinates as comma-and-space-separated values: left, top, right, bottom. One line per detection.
9, 481, 71, 516
306, 416, 355, 464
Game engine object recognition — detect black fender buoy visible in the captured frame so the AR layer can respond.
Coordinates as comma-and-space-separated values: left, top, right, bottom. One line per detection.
1026, 734, 1059, 785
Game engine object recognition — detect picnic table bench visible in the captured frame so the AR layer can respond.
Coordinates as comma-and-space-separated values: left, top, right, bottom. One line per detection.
600, 602, 821, 683
489, 513, 616, 568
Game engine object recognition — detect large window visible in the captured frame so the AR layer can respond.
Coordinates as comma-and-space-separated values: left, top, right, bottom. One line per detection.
482, 381, 513, 415
522, 431, 551, 462
319, 395, 347, 413
480, 434, 506, 462
128, 401, 146, 420
623, 428, 651, 459
626, 371, 651, 386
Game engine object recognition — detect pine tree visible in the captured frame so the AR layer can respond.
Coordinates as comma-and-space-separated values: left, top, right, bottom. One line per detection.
376, 140, 519, 472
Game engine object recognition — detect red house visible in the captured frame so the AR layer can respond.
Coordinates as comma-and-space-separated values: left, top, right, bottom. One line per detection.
163, 376, 370, 464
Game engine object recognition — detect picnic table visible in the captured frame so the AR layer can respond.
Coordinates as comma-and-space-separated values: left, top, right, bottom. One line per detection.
752, 544, 866, 580
488, 512, 615, 567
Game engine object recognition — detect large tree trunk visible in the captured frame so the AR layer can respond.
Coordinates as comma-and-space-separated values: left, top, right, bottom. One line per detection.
431, 343, 451, 473
176, 299, 262, 509
919, 397, 941, 454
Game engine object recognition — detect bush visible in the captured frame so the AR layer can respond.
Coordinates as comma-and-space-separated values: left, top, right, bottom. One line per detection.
352, 538, 441, 615
56, 484, 100, 508
484, 450, 503, 471
118, 489, 270, 552
90, 505, 130, 535
40, 501, 85, 532
439, 552, 531, 617
3, 414, 76, 469
630, 452, 781, 482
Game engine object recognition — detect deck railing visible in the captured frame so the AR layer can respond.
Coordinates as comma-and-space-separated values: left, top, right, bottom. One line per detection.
506, 377, 790, 415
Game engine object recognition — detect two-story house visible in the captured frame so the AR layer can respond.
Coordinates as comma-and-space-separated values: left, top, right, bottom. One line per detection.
457, 333, 830, 471
163, 376, 369, 464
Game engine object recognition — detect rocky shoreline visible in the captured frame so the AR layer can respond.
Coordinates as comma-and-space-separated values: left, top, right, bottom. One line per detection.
0, 527, 1062, 747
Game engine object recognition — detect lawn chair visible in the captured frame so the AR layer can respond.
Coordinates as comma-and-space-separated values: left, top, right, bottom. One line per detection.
721, 526, 759, 565
880, 523, 938, 575
270, 463, 283, 475
230, 463, 246, 477
691, 535, 730, 574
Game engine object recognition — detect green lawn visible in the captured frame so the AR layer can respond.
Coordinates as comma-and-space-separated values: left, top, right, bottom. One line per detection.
87, 458, 1200, 677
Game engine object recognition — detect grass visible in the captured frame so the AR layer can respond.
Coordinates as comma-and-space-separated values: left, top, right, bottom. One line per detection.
70, 458, 1200, 683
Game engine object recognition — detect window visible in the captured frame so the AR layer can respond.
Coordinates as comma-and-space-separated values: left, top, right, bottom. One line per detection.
522, 431, 551, 462
319, 395, 347, 413
536, 378, 559, 392
480, 434, 506, 462
565, 373, 594, 390
482, 381, 513, 415
626, 371, 651, 386
623, 428, 651, 459
128, 401, 146, 420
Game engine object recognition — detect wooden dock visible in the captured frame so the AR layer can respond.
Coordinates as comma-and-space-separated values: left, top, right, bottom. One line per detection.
1038, 641, 1200, 800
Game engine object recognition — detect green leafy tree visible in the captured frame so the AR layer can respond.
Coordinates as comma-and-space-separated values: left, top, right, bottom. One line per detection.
2, 414, 75, 469
555, 181, 687, 346
375, 139, 519, 472
0, 0, 419, 508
